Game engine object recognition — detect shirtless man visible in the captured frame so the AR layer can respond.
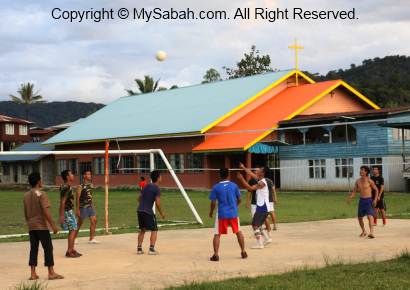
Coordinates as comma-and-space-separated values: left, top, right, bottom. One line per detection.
348, 166, 379, 239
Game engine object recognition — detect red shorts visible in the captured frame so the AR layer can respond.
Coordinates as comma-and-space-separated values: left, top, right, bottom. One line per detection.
215, 217, 240, 235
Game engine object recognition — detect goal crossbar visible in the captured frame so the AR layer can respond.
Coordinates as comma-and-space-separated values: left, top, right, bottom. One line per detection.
0, 149, 204, 226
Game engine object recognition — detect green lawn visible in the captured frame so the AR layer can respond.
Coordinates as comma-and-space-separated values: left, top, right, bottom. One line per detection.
167, 252, 410, 290
1, 189, 410, 241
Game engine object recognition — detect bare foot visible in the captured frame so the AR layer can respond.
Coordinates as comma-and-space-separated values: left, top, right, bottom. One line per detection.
359, 232, 367, 237
49, 273, 64, 280
29, 275, 39, 280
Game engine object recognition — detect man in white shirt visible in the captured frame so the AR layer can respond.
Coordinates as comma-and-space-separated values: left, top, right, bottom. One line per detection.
237, 163, 272, 249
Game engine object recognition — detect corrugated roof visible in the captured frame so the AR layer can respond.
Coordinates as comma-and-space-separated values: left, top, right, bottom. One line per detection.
0, 143, 54, 162
0, 114, 32, 124
43, 70, 294, 145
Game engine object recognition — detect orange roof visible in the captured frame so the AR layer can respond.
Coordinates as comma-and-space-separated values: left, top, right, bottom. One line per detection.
193, 80, 343, 152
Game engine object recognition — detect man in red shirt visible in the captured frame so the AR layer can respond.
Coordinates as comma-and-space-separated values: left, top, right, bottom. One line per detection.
138, 176, 147, 191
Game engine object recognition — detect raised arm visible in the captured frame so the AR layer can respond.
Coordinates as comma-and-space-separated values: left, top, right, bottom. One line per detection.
237, 172, 264, 192
239, 163, 258, 180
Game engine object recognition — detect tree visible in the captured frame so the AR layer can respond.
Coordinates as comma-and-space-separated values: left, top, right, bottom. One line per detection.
202, 68, 222, 83
126, 75, 178, 95
10, 82, 45, 120
224, 45, 273, 79
126, 75, 160, 96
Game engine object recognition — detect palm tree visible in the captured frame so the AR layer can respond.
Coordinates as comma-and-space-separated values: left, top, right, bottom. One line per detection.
126, 75, 160, 96
10, 82, 45, 120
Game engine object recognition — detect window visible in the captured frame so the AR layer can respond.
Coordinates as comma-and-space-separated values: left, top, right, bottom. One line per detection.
5, 124, 14, 135
335, 158, 353, 178
93, 157, 105, 175
109, 156, 120, 174
306, 127, 329, 144
332, 125, 357, 143
68, 159, 78, 174
122, 156, 135, 174
22, 163, 32, 175
392, 128, 410, 141
19, 125, 28, 135
2, 163, 10, 176
363, 157, 383, 175
56, 159, 68, 175
187, 153, 204, 173
154, 154, 167, 170
309, 160, 326, 179
138, 155, 150, 173
284, 129, 304, 145
170, 153, 185, 173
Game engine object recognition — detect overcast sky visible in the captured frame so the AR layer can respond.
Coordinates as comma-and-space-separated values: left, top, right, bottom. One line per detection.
0, 0, 409, 104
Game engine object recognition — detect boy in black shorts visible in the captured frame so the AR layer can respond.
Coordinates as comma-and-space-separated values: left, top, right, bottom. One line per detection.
137, 170, 165, 255
371, 166, 386, 226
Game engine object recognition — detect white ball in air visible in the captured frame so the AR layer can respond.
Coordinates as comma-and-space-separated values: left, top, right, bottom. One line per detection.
156, 50, 167, 62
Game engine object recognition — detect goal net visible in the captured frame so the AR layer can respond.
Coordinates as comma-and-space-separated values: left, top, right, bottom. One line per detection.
0, 148, 203, 237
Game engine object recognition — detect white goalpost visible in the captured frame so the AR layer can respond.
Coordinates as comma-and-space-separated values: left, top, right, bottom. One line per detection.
0, 148, 204, 234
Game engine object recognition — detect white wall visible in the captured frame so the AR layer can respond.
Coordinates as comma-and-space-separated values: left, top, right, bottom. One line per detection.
280, 156, 406, 192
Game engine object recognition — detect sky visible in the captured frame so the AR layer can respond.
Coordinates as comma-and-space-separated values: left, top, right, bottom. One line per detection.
0, 0, 409, 104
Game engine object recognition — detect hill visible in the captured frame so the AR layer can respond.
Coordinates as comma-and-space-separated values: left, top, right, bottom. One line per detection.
0, 101, 104, 127
310, 55, 410, 108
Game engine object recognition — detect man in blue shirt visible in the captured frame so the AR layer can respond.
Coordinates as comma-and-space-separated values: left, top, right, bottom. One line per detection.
209, 168, 247, 261
137, 170, 165, 255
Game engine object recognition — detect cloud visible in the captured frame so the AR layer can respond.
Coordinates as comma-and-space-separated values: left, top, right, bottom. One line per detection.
0, 0, 409, 103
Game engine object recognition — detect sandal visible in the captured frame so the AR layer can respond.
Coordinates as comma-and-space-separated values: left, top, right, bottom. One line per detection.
210, 254, 219, 262
49, 274, 64, 280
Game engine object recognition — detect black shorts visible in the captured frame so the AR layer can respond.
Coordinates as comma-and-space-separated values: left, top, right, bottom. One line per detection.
252, 211, 269, 227
375, 199, 386, 210
137, 211, 158, 231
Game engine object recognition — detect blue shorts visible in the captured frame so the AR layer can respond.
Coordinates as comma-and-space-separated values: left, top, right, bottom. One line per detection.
62, 210, 78, 231
80, 207, 96, 220
358, 198, 375, 217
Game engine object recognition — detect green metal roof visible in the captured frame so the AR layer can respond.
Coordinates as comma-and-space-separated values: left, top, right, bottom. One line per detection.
44, 70, 293, 145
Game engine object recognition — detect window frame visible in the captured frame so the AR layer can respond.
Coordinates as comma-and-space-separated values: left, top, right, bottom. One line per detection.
308, 159, 326, 179
335, 158, 354, 178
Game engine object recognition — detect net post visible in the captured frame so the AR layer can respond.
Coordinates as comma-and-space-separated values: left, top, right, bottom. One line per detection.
150, 151, 156, 213
157, 149, 203, 224
104, 140, 110, 234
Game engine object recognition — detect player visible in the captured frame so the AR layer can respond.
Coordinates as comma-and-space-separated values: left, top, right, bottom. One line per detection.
266, 177, 278, 231
209, 168, 247, 261
76, 170, 99, 244
24, 172, 63, 280
59, 170, 81, 258
348, 166, 379, 238
237, 163, 272, 249
371, 166, 386, 226
137, 170, 165, 255
138, 176, 147, 191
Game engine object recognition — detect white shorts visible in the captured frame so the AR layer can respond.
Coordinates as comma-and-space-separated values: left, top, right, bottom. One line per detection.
269, 202, 275, 212
251, 204, 256, 217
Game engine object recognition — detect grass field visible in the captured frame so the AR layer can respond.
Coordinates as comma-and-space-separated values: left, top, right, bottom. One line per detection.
1, 189, 410, 240
167, 252, 410, 290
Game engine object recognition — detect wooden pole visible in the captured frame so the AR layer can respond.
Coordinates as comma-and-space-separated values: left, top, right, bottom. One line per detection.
104, 140, 109, 234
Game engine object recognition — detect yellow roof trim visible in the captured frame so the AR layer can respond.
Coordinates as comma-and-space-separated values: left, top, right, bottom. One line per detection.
200, 70, 316, 134
340, 81, 380, 110
243, 80, 381, 151
244, 125, 278, 151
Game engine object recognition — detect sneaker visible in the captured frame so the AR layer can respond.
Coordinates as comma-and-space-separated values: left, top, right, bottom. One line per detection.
137, 248, 144, 255
251, 242, 264, 249
210, 254, 219, 262
263, 238, 272, 245
148, 249, 159, 255
88, 239, 101, 244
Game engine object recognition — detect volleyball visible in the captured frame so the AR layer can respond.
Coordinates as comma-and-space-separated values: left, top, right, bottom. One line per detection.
156, 50, 167, 61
